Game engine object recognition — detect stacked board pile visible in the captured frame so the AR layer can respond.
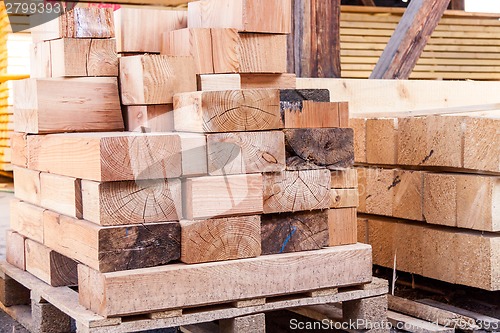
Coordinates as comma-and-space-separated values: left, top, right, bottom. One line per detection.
0, 3, 12, 172
352, 111, 500, 291
6, 1, 375, 325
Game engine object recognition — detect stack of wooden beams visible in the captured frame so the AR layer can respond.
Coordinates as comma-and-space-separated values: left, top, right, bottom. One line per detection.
351, 113, 499, 291
7, 1, 373, 320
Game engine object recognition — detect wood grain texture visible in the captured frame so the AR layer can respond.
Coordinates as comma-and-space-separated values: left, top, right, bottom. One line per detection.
328, 208, 357, 246
188, 0, 291, 33
207, 131, 285, 175
164, 28, 214, 74
13, 166, 41, 206
261, 210, 329, 255
366, 118, 397, 165
25, 239, 78, 287
349, 118, 367, 164
370, 0, 450, 79
283, 101, 342, 128
30, 41, 52, 78
50, 38, 118, 77
263, 169, 331, 213
463, 117, 499, 173
288, 0, 341, 77
397, 116, 463, 168
10, 200, 44, 244
81, 178, 182, 226
27, 132, 182, 182
237, 33, 287, 73
120, 55, 196, 105
115, 8, 187, 53
180, 215, 261, 264
240, 74, 296, 89
178, 133, 208, 176
44, 212, 181, 273
197, 74, 241, 91
10, 132, 27, 167
6, 230, 25, 270
40, 172, 82, 219
392, 169, 424, 222
123, 105, 174, 132
174, 89, 282, 133
78, 244, 373, 316
330, 189, 358, 208
284, 128, 354, 170
183, 174, 263, 220
360, 217, 500, 291
330, 169, 358, 189
30, 7, 115, 42
13, 77, 123, 134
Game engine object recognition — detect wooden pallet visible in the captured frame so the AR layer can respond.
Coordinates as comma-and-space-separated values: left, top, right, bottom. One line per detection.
0, 261, 388, 333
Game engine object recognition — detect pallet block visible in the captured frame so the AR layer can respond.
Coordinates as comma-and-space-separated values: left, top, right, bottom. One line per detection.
13, 77, 123, 134
180, 215, 261, 264
187, 0, 291, 33
0, 261, 385, 333
120, 55, 197, 105
27, 132, 182, 182
78, 244, 373, 317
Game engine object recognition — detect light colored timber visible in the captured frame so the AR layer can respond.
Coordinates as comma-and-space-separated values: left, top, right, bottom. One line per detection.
77, 244, 373, 317
13, 166, 41, 206
44, 210, 181, 273
206, 131, 285, 175
388, 295, 479, 331
81, 178, 182, 226
262, 170, 331, 214
349, 118, 367, 163
330, 169, 358, 189
6, 231, 25, 270
463, 116, 499, 173
10, 133, 27, 167
173, 89, 282, 133
123, 105, 174, 133
231, 32, 287, 73
180, 215, 261, 264
328, 208, 357, 246
27, 132, 182, 182
177, 133, 208, 176
119, 55, 196, 105
30, 7, 115, 43
197, 74, 241, 91
10, 200, 44, 244
183, 174, 263, 220
115, 8, 187, 53
330, 189, 358, 208
49, 38, 118, 77
13, 77, 123, 134
260, 210, 329, 255
387, 311, 455, 333
365, 118, 398, 165
30, 41, 51, 78
240, 74, 296, 89
358, 217, 500, 291
163, 28, 213, 74
296, 78, 500, 116
187, 0, 291, 33
25, 239, 78, 287
424, 173, 500, 231
39, 173, 82, 219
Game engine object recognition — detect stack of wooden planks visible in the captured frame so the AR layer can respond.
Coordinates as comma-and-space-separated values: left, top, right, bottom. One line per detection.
297, 78, 500, 292
6, 1, 376, 324
340, 6, 500, 80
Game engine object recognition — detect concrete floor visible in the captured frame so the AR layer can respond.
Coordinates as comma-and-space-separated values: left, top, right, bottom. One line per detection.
0, 187, 29, 333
